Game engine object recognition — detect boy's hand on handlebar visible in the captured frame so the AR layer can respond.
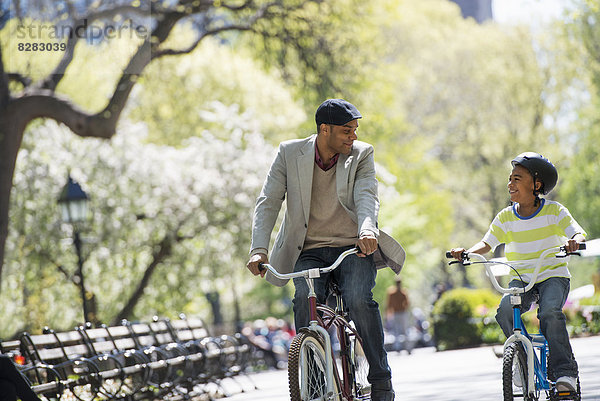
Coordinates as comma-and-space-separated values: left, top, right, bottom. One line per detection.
449, 248, 467, 262
356, 235, 377, 257
246, 253, 268, 278
564, 236, 586, 253
564, 239, 580, 253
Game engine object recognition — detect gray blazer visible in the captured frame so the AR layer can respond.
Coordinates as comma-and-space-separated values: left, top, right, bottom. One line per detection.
250, 134, 406, 286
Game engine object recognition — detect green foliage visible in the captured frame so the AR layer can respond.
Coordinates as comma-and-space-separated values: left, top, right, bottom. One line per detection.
1, 18, 141, 112
129, 33, 306, 146
579, 293, 600, 306
559, 1, 600, 238
565, 306, 600, 336
245, 0, 375, 108
560, 117, 600, 239
432, 287, 500, 350
573, 293, 600, 335
2, 0, 598, 340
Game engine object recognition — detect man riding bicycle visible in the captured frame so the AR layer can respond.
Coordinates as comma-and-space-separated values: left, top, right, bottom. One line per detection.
246, 99, 405, 401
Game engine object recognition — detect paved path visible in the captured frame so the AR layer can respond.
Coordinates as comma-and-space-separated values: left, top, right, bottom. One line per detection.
222, 335, 600, 401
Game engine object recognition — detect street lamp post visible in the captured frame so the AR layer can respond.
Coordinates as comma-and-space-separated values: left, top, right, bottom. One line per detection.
58, 175, 90, 324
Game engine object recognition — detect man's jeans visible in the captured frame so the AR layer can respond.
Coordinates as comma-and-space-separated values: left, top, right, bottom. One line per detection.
292, 246, 392, 384
495, 277, 578, 379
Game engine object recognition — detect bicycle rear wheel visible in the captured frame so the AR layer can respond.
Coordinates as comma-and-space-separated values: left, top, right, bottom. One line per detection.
288, 330, 340, 401
503, 342, 537, 401
350, 336, 370, 400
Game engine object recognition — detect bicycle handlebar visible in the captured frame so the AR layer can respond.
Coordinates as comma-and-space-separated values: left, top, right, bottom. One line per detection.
445, 243, 586, 295
444, 243, 585, 260
258, 247, 359, 280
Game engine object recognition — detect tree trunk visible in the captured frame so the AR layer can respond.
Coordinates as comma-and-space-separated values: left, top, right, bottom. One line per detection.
111, 236, 173, 324
0, 106, 28, 293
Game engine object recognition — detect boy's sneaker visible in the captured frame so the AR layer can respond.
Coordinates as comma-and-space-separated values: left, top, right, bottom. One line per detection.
555, 376, 577, 392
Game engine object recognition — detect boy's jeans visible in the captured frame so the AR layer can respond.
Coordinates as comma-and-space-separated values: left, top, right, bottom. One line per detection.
292, 246, 392, 385
495, 277, 578, 380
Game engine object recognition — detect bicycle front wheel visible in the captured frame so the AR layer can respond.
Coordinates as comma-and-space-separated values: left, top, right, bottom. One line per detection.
503, 342, 537, 401
288, 330, 340, 401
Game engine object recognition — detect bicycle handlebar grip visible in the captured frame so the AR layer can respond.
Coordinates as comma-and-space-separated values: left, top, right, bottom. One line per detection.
257, 262, 265, 272
579, 243, 586, 250
445, 251, 453, 259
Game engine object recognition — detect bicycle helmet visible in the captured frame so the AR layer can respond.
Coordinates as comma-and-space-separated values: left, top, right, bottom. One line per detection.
511, 152, 558, 195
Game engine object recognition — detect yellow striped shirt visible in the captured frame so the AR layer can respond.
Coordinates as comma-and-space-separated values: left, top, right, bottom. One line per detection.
482, 199, 586, 283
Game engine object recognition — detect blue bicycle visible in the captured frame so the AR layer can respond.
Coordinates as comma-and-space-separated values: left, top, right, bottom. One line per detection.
446, 244, 585, 401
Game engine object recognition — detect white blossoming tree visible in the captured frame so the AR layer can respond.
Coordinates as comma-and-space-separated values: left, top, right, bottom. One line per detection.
3, 104, 274, 334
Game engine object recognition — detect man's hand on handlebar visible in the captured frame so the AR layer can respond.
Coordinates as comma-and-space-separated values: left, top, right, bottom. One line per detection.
356, 235, 377, 257
247, 253, 268, 278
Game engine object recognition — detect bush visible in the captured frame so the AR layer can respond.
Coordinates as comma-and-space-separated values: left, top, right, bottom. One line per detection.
566, 293, 600, 336
432, 288, 500, 351
433, 287, 600, 351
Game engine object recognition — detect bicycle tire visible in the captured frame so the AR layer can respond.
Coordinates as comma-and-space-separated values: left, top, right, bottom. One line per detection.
503, 342, 537, 401
288, 330, 340, 401
350, 335, 370, 400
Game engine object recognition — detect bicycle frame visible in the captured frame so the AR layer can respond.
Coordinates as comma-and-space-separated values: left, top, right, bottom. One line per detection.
317, 288, 365, 398
260, 247, 362, 400
503, 305, 551, 394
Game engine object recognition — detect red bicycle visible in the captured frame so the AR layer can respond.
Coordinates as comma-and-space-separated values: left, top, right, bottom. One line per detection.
260, 247, 370, 401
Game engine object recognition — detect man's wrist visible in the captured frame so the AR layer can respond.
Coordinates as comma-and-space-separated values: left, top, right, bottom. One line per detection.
359, 230, 378, 239
250, 248, 268, 257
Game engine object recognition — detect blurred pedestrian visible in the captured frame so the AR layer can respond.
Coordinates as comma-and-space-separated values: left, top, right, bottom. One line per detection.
386, 277, 411, 352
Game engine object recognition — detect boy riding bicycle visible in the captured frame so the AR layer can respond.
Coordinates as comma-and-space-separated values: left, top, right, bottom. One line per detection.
450, 152, 586, 393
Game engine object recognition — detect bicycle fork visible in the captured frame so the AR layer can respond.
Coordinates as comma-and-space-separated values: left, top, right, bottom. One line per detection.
505, 331, 536, 395
307, 278, 338, 400
504, 296, 544, 397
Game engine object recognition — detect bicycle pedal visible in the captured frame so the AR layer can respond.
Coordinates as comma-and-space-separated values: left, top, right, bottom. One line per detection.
554, 390, 580, 400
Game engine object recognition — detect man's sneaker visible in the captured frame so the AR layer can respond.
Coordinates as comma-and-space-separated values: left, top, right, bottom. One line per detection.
555, 376, 577, 392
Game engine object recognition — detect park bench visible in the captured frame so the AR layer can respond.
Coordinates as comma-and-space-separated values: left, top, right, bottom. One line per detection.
18, 327, 108, 399
168, 315, 255, 395
0, 316, 259, 400
76, 323, 151, 398
166, 316, 230, 397
123, 320, 191, 398
0, 338, 64, 397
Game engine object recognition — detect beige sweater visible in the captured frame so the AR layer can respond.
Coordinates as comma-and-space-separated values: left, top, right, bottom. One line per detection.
303, 165, 358, 250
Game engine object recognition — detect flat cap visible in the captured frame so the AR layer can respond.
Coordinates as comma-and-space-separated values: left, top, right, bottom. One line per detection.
315, 99, 362, 127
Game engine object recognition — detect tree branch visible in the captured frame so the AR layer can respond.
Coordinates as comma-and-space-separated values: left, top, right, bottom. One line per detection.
152, 0, 281, 58
7, 73, 32, 88
35, 247, 77, 283
38, 3, 152, 91
153, 24, 252, 58
111, 234, 174, 324
11, 92, 117, 138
